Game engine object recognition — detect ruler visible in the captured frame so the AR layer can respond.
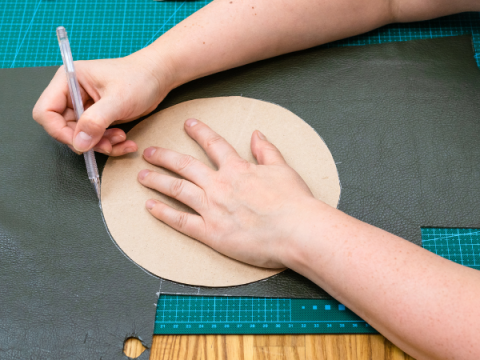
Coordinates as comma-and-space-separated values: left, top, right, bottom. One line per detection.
154, 296, 376, 335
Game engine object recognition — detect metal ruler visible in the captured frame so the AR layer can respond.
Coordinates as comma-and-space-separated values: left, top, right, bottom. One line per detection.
1, 1, 479, 334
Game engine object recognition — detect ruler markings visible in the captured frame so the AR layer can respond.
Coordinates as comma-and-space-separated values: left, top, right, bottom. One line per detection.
154, 296, 376, 334
154, 320, 367, 324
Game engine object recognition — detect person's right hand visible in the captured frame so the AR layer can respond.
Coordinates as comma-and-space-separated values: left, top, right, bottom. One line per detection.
33, 52, 174, 155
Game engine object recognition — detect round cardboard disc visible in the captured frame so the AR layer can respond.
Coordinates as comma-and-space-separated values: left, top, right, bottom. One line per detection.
101, 97, 340, 287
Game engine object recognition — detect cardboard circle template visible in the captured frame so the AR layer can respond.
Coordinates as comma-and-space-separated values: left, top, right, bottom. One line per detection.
101, 97, 340, 287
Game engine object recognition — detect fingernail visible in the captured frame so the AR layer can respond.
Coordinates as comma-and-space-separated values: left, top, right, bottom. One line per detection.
93, 146, 111, 155
138, 169, 150, 180
185, 118, 198, 127
144, 147, 157, 157
110, 135, 125, 144
73, 131, 93, 151
124, 147, 135, 154
146, 199, 156, 210
257, 130, 266, 140
68, 145, 83, 155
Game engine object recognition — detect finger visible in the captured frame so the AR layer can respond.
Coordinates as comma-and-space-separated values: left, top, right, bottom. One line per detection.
62, 108, 77, 122
72, 96, 124, 152
67, 145, 82, 155
103, 128, 127, 145
93, 137, 112, 155
68, 123, 134, 156
184, 118, 240, 168
139, 170, 205, 212
143, 146, 213, 187
93, 139, 137, 156
93, 128, 128, 155
250, 130, 287, 166
110, 140, 138, 157
145, 199, 206, 240
33, 67, 89, 146
38, 112, 75, 145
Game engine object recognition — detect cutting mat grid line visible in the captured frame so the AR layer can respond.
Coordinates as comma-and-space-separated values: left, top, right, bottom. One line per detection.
157, 297, 292, 323
422, 228, 480, 270
1, 0, 211, 67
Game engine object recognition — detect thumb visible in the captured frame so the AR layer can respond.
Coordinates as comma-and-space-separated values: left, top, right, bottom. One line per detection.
251, 130, 287, 166
72, 96, 123, 152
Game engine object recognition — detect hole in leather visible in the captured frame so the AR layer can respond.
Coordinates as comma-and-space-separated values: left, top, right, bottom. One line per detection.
123, 337, 146, 359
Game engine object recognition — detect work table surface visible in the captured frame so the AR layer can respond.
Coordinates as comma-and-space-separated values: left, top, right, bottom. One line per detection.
125, 334, 415, 359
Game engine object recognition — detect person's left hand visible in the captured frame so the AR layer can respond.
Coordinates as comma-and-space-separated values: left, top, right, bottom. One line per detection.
137, 118, 319, 269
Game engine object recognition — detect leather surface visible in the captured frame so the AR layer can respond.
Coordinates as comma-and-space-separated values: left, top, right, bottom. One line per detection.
1, 36, 479, 358
0, 68, 157, 359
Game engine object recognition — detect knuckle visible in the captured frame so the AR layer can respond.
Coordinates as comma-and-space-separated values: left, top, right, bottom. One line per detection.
174, 212, 189, 230
50, 128, 65, 143
259, 143, 280, 157
32, 102, 49, 124
170, 178, 185, 198
204, 134, 223, 150
32, 106, 42, 122
175, 154, 195, 172
80, 114, 106, 134
199, 192, 209, 210
231, 159, 253, 172
55, 66, 65, 76
263, 142, 277, 152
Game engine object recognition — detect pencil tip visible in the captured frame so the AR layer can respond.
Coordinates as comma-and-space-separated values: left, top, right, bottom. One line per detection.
91, 178, 101, 200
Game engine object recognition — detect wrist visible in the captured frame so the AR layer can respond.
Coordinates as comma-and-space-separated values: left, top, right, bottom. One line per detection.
279, 198, 341, 279
127, 44, 178, 100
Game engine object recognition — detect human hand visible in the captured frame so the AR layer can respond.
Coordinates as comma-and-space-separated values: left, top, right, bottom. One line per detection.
33, 51, 174, 155
137, 119, 319, 268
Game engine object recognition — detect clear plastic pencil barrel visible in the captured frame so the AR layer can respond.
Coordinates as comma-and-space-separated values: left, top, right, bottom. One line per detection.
57, 26, 101, 199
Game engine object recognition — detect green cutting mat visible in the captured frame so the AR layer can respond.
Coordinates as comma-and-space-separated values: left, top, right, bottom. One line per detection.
422, 228, 480, 271
1, 1, 479, 335
1, 0, 211, 68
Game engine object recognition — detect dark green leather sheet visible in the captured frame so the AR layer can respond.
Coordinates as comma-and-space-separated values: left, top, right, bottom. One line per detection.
1, 36, 479, 358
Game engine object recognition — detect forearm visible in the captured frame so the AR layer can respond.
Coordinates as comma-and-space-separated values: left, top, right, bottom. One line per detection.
142, 0, 392, 87
286, 199, 480, 360
137, 0, 480, 89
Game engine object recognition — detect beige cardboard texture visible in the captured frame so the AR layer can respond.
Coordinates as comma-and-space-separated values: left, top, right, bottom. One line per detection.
101, 97, 340, 287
